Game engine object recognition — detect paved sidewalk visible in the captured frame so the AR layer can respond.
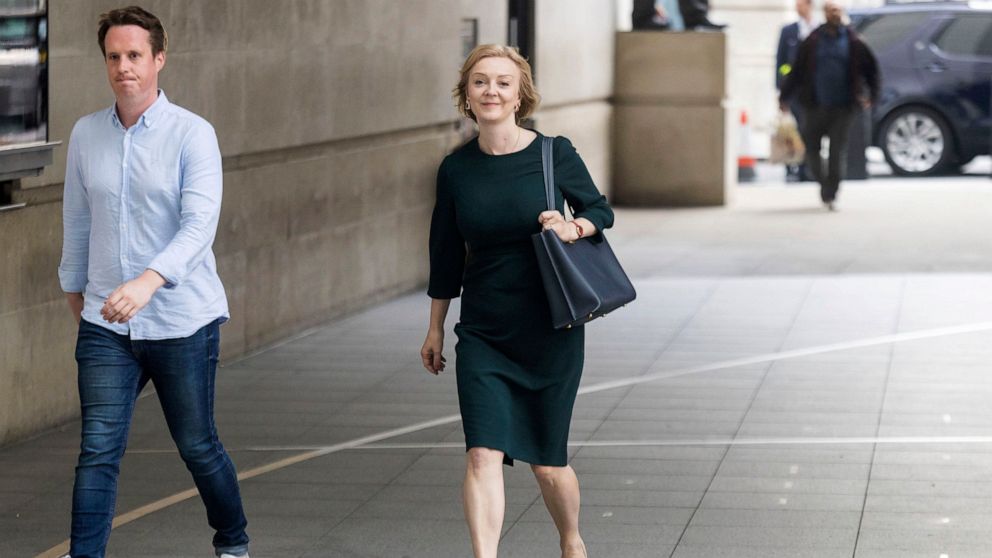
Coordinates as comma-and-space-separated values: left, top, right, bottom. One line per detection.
4, 174, 992, 557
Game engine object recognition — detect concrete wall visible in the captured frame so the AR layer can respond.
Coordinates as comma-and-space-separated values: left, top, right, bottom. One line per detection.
0, 0, 510, 446
613, 31, 732, 206
534, 0, 615, 197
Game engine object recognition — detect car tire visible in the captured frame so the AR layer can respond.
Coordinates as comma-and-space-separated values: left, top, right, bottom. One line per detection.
879, 106, 954, 177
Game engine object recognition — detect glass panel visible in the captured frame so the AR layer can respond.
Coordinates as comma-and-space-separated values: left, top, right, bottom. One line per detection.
0, 0, 47, 146
857, 12, 930, 53
935, 15, 992, 58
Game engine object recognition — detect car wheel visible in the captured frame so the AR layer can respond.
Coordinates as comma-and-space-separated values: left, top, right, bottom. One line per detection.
879, 106, 954, 176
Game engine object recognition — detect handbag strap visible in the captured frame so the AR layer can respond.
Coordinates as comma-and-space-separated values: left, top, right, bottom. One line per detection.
541, 136, 555, 212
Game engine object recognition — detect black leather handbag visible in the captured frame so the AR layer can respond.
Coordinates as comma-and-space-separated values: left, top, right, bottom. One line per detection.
531, 136, 636, 330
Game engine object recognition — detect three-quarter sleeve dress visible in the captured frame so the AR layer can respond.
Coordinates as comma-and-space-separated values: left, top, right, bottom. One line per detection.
428, 133, 614, 466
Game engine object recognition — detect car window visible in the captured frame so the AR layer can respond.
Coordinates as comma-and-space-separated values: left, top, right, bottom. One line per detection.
935, 14, 992, 58
857, 13, 931, 53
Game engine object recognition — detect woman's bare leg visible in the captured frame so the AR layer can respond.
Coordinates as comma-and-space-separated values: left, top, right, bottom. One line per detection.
464, 447, 506, 558
532, 464, 586, 558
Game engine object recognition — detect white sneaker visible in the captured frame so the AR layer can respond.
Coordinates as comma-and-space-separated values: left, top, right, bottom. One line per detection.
219, 554, 249, 558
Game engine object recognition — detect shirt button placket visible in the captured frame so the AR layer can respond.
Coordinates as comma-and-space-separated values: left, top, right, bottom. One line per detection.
121, 130, 133, 337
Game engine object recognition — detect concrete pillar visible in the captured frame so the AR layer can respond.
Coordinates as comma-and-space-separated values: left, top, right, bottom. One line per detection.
613, 31, 733, 206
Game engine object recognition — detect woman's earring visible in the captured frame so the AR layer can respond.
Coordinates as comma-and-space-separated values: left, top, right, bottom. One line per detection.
514, 103, 520, 112
465, 100, 471, 111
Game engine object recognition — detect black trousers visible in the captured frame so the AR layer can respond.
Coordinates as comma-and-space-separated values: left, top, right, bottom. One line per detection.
787, 101, 810, 180
678, 0, 710, 27
801, 105, 856, 203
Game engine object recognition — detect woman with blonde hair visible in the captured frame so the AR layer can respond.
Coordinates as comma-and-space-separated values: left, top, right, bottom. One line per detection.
420, 44, 614, 558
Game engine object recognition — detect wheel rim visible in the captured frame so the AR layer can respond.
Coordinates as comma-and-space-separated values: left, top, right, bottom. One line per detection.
885, 112, 945, 173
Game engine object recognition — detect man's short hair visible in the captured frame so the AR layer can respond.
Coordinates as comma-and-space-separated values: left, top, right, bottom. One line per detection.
97, 6, 168, 57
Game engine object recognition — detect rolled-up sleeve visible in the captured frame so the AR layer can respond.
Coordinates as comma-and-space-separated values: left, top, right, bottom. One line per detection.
427, 159, 466, 299
554, 137, 614, 233
58, 124, 91, 293
147, 122, 223, 288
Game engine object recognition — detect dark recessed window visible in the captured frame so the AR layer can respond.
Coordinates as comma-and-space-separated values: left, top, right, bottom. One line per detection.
461, 18, 478, 58
0, 0, 48, 147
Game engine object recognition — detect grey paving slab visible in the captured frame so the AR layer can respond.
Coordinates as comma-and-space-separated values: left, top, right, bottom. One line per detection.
859, 511, 992, 530
573, 445, 728, 461
735, 422, 881, 438
700, 491, 866, 511
854, 527, 992, 552
580, 488, 705, 508
678, 524, 857, 549
707, 477, 867, 495
509, 520, 686, 546
871, 450, 992, 466
855, 551, 990, 558
673, 546, 853, 558
689, 508, 862, 528
716, 460, 870, 480
723, 447, 875, 464
518, 504, 695, 526
309, 517, 475, 557
865, 494, 992, 514
867, 479, 992, 497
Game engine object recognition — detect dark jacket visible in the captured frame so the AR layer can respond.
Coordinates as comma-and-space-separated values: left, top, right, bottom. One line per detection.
780, 24, 880, 109
776, 22, 801, 89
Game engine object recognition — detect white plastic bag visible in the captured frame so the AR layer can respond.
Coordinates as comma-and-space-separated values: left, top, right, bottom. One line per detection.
769, 112, 805, 165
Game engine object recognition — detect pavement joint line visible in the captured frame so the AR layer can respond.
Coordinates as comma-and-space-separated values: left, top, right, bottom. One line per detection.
35, 319, 992, 558
854, 279, 905, 558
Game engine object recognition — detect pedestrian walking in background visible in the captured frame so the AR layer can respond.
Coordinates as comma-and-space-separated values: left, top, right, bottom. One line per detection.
776, 0, 820, 182
779, 0, 879, 211
632, 0, 671, 30
57, 6, 249, 558
420, 44, 614, 558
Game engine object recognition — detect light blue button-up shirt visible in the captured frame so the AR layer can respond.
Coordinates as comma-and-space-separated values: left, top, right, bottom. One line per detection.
59, 91, 229, 340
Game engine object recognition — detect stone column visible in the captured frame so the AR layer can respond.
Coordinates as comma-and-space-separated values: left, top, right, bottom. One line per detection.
613, 31, 732, 206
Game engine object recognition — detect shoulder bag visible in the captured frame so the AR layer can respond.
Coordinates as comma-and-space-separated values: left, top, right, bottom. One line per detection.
531, 136, 636, 330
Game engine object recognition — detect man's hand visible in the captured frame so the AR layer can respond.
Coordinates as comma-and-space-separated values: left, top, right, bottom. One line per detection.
65, 292, 84, 324
101, 269, 166, 324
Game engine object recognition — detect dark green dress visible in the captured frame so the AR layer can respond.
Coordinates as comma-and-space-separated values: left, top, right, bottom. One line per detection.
428, 133, 614, 466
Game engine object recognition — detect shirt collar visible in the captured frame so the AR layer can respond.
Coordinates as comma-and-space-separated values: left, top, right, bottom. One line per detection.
109, 89, 170, 130
799, 16, 820, 35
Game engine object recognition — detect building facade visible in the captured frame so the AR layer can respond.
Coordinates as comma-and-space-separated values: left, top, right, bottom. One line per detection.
0, 0, 615, 445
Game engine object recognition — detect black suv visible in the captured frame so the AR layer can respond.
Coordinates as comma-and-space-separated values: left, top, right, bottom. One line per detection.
851, 2, 992, 176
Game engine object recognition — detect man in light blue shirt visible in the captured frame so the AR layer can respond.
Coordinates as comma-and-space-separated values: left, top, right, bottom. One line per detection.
58, 6, 249, 558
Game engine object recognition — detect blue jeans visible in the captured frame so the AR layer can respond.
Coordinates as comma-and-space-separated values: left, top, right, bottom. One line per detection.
70, 319, 249, 558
